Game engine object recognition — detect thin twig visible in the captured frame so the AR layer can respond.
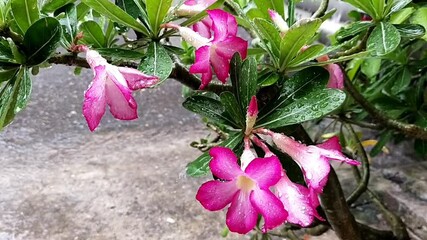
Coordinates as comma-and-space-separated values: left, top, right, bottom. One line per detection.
345, 77, 427, 140
345, 123, 370, 205
312, 0, 329, 19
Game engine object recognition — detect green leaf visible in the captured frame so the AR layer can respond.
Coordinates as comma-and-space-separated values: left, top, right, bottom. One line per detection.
361, 58, 382, 78
186, 132, 244, 177
146, 0, 172, 35
258, 70, 280, 87
182, 95, 234, 125
81, 0, 150, 36
230, 53, 243, 103
342, 0, 378, 20
42, 0, 75, 13
395, 24, 426, 39
116, 0, 140, 19
0, 66, 19, 83
257, 89, 346, 129
138, 42, 173, 83
390, 7, 415, 24
76, 2, 90, 21
254, 0, 284, 19
80, 21, 106, 48
288, 44, 324, 67
23, 17, 62, 66
391, 67, 411, 94
11, 0, 39, 33
96, 48, 144, 60
387, 0, 411, 16
239, 57, 257, 110
411, 8, 427, 40
220, 92, 245, 128
335, 21, 374, 42
55, 3, 77, 46
279, 19, 322, 70
0, 67, 32, 130
253, 18, 281, 58
259, 66, 329, 119
367, 22, 400, 56
0, 39, 15, 63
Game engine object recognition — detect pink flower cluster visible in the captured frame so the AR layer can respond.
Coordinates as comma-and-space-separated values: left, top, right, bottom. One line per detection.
77, 46, 159, 131
196, 97, 359, 234
168, 9, 247, 89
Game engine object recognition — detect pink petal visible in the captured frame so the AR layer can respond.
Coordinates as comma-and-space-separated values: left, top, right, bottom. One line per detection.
105, 69, 138, 120
251, 188, 287, 232
117, 67, 159, 90
226, 191, 258, 234
200, 68, 213, 90
207, 9, 236, 42
247, 96, 258, 117
245, 156, 282, 189
317, 136, 342, 151
210, 50, 229, 82
83, 65, 107, 131
275, 174, 323, 227
297, 154, 331, 193
184, 0, 197, 5
189, 46, 214, 89
193, 18, 212, 39
214, 37, 248, 59
196, 180, 239, 211
209, 147, 243, 180
326, 64, 344, 90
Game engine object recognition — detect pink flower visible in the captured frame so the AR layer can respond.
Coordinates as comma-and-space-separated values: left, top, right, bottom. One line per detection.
79, 46, 158, 131
274, 172, 323, 227
271, 134, 360, 194
317, 55, 344, 89
193, 17, 213, 39
169, 9, 247, 89
245, 96, 258, 135
176, 0, 217, 16
196, 147, 287, 234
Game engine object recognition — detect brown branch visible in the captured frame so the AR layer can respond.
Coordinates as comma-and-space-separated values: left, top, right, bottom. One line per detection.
345, 78, 427, 140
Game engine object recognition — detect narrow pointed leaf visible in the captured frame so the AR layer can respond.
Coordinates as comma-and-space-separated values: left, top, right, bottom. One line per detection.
81, 0, 150, 36
220, 91, 245, 128
42, 0, 75, 13
335, 21, 374, 42
80, 21, 106, 48
183, 95, 234, 125
253, 18, 281, 57
288, 44, 325, 67
279, 19, 321, 69
395, 24, 426, 38
239, 57, 257, 110
146, 0, 173, 35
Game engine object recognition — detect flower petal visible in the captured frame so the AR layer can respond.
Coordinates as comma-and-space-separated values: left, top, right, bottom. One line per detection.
275, 174, 323, 227
251, 188, 287, 232
105, 68, 138, 120
215, 37, 248, 59
196, 180, 239, 211
83, 65, 107, 131
210, 50, 229, 82
326, 64, 344, 90
245, 156, 282, 189
297, 154, 331, 193
317, 137, 360, 165
226, 191, 258, 234
193, 18, 212, 39
190, 45, 211, 73
207, 9, 236, 42
117, 67, 159, 90
317, 136, 342, 151
209, 147, 243, 180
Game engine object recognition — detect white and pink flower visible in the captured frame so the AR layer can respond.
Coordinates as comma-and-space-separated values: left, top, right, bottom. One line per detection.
78, 46, 158, 131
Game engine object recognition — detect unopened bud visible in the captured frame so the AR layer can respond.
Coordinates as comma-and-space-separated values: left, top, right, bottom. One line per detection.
269, 9, 289, 33
245, 96, 258, 135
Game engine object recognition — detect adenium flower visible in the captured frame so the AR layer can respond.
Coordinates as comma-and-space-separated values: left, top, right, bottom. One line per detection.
271, 134, 360, 194
168, 9, 248, 89
245, 96, 258, 135
78, 46, 158, 131
274, 172, 323, 227
175, 0, 217, 17
196, 147, 287, 234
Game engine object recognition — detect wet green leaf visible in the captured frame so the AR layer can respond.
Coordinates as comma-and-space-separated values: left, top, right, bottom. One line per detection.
138, 42, 173, 83
146, 0, 173, 35
395, 24, 426, 38
11, 0, 39, 33
367, 22, 400, 56
220, 92, 245, 128
23, 17, 62, 66
335, 21, 374, 42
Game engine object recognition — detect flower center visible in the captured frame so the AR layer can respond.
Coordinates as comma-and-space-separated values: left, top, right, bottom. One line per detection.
236, 175, 256, 192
